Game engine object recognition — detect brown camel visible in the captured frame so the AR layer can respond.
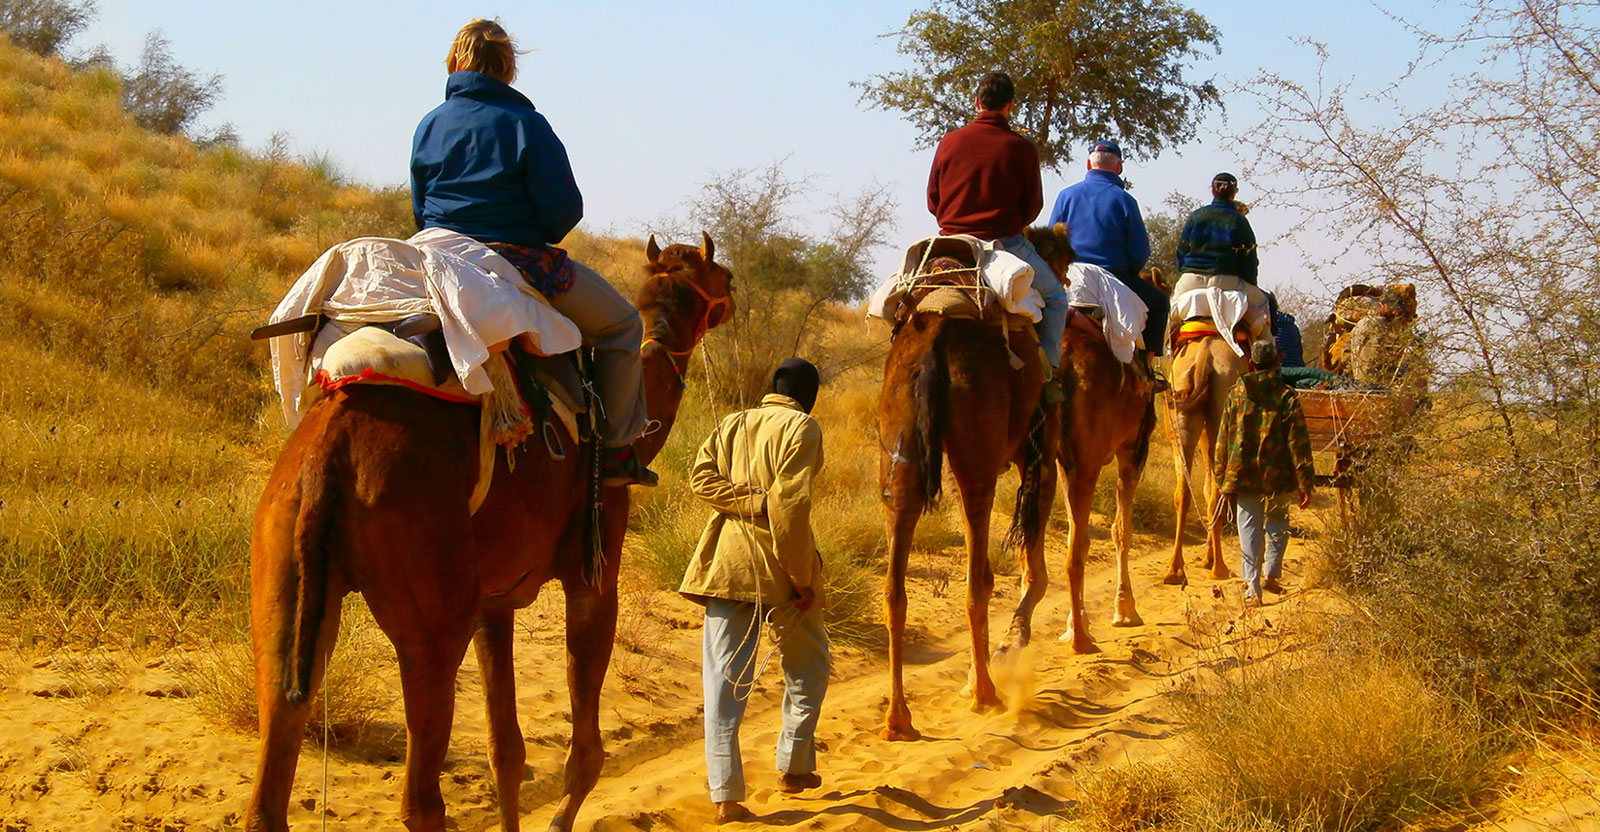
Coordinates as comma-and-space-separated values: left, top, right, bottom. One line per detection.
1163, 329, 1246, 585
1002, 226, 1157, 654
244, 235, 733, 832
878, 242, 1055, 741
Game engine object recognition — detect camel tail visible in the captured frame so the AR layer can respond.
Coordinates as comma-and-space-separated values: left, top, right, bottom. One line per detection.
284, 455, 336, 705
1006, 403, 1051, 552
1168, 344, 1213, 412
913, 343, 947, 507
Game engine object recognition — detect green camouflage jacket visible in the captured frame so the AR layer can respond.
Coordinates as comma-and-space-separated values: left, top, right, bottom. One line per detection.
1213, 369, 1316, 496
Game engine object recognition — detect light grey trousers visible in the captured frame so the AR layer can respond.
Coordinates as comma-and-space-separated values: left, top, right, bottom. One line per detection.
546, 260, 647, 447
702, 598, 830, 803
1235, 491, 1290, 599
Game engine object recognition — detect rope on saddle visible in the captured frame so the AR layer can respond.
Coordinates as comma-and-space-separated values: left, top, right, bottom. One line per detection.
580, 347, 606, 586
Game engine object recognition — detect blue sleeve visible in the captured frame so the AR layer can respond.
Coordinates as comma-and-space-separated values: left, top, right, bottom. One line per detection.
1126, 196, 1151, 272
409, 124, 428, 231
1046, 189, 1067, 227
522, 114, 584, 244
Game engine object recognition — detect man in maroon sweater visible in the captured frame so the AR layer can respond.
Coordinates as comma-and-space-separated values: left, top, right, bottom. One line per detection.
927, 72, 1066, 383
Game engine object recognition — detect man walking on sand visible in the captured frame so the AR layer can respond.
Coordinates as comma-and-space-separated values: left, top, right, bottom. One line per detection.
1213, 340, 1315, 605
926, 71, 1067, 399
679, 359, 830, 824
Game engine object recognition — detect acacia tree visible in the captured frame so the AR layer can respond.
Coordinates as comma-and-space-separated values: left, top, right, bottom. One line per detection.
857, 0, 1222, 168
121, 31, 224, 136
0, 0, 95, 57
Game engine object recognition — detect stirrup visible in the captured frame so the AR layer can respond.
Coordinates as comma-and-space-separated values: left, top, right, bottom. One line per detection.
601, 447, 658, 488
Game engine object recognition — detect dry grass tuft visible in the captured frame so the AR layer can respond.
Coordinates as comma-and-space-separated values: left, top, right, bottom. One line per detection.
1175, 648, 1491, 832
1075, 760, 1183, 832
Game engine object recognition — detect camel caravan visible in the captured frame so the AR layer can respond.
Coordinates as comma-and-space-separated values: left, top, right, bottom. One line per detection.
240, 27, 1424, 831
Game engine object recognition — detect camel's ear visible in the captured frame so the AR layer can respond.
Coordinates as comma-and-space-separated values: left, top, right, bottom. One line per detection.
700, 231, 715, 263
646, 234, 661, 264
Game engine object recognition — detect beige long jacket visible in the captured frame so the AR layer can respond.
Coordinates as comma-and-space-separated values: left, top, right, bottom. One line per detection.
678, 394, 824, 607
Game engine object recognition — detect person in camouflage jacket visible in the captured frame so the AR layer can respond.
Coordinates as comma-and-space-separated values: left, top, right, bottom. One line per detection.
1213, 340, 1316, 603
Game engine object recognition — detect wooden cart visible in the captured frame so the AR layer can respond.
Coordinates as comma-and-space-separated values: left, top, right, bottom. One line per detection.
1297, 387, 1417, 515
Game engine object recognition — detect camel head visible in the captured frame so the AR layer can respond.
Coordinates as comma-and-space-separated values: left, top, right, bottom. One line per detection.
638, 232, 735, 347
1024, 223, 1075, 282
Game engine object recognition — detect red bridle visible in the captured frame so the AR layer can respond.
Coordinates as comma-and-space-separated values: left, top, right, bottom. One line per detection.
641, 274, 731, 386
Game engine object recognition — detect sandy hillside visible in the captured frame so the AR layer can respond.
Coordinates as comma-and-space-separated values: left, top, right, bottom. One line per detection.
4, 511, 1332, 832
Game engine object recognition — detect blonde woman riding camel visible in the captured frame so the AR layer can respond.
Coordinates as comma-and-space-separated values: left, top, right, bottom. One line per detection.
410, 19, 656, 486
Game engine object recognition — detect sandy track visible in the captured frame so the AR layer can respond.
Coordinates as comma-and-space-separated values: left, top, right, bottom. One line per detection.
2, 525, 1306, 831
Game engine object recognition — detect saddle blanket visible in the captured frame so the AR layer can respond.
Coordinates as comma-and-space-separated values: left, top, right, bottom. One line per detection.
1172, 286, 1252, 357
1063, 262, 1148, 364
866, 234, 1044, 323
267, 227, 583, 428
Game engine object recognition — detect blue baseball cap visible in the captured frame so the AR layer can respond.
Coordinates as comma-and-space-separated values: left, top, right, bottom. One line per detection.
1089, 139, 1122, 157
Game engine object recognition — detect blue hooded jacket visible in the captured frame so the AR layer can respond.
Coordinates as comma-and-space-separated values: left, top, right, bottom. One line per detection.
1046, 169, 1151, 279
410, 71, 582, 247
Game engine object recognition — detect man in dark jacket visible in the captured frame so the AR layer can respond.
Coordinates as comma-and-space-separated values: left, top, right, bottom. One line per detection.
926, 72, 1067, 383
1171, 173, 1270, 348
1213, 340, 1315, 604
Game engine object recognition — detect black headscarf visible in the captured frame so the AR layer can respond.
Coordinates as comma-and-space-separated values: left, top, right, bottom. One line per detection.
771, 358, 820, 413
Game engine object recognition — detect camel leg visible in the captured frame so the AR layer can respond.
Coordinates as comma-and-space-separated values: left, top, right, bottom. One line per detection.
548, 571, 619, 831
954, 479, 1002, 711
1111, 451, 1144, 627
245, 561, 345, 832
1198, 426, 1232, 581
361, 539, 478, 832
881, 505, 922, 741
1001, 458, 1056, 652
1164, 415, 1201, 586
474, 608, 526, 832
1058, 467, 1099, 653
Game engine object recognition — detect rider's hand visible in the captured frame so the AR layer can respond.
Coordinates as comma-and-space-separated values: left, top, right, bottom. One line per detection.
1298, 491, 1313, 509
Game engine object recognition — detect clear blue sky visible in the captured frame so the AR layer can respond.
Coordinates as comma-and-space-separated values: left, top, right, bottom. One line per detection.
83, 1, 1464, 296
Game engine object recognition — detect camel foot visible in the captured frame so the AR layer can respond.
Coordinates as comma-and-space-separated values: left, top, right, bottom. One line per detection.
1162, 571, 1187, 586
1211, 567, 1232, 580
1111, 611, 1144, 628
1058, 630, 1100, 654
970, 692, 1004, 714
880, 723, 922, 742
998, 625, 1031, 652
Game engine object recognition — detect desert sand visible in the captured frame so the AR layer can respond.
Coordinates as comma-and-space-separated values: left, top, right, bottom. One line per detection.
7, 519, 1589, 831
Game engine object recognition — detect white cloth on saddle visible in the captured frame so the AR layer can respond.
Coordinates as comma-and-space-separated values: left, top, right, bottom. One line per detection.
1063, 262, 1149, 364
1172, 286, 1251, 357
267, 227, 583, 427
866, 234, 1043, 322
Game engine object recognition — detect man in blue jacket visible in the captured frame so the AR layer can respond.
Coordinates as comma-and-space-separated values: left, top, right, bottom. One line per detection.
1048, 140, 1167, 388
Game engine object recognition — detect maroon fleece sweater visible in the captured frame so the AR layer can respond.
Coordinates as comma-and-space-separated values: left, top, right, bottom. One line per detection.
926, 111, 1043, 240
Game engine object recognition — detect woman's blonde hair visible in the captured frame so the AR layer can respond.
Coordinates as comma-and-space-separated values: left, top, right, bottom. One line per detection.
445, 19, 518, 83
